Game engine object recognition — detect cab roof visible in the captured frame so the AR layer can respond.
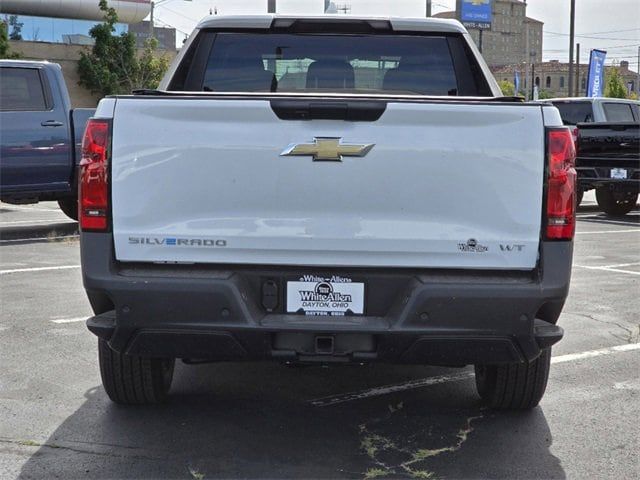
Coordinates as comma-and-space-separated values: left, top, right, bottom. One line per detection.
196, 14, 468, 34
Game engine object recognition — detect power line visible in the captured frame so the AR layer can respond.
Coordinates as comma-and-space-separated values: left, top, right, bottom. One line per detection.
544, 31, 639, 41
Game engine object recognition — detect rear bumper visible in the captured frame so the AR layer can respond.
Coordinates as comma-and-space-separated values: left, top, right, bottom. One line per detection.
82, 233, 572, 366
577, 165, 640, 191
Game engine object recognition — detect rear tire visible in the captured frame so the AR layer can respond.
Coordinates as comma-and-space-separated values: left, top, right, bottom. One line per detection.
576, 188, 584, 208
98, 339, 174, 405
474, 348, 551, 410
595, 188, 637, 216
57, 197, 78, 221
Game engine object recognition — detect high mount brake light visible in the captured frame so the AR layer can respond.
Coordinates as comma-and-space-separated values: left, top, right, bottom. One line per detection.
546, 128, 577, 240
79, 119, 110, 231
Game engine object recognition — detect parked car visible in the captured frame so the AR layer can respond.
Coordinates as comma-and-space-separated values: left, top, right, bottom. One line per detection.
548, 97, 640, 213
81, 15, 575, 410
0, 60, 95, 220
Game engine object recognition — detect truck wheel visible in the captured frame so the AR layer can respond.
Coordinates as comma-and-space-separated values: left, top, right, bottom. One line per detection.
595, 188, 638, 216
98, 339, 174, 405
474, 348, 551, 410
576, 188, 584, 208
57, 198, 78, 221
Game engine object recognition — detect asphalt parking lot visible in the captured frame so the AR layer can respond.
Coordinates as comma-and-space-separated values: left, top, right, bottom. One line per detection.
0, 193, 638, 480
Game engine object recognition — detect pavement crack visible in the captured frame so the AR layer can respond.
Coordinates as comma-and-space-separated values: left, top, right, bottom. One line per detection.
358, 407, 485, 479
564, 312, 639, 343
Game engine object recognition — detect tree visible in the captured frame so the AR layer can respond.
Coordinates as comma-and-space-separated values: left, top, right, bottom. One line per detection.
604, 67, 628, 98
8, 15, 23, 41
78, 0, 169, 96
0, 21, 21, 59
498, 80, 515, 96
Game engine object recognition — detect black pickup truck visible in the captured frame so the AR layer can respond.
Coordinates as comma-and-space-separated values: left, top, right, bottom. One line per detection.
576, 122, 640, 215
549, 97, 639, 215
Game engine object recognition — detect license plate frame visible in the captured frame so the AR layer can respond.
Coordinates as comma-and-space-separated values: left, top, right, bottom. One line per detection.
611, 168, 628, 179
286, 276, 365, 317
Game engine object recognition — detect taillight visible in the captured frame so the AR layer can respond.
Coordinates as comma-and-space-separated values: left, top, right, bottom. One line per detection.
79, 119, 110, 231
546, 128, 577, 240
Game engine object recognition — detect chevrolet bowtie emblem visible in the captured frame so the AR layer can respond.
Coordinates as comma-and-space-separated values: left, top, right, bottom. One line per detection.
280, 137, 375, 161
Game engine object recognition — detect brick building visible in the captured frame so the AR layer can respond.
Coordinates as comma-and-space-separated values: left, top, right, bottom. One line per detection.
434, 0, 543, 68
492, 60, 639, 98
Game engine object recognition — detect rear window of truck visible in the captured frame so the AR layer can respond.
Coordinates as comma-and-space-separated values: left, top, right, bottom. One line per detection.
552, 101, 594, 125
602, 102, 638, 122
171, 32, 492, 96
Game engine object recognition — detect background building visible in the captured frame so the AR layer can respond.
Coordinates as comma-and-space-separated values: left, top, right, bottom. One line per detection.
493, 60, 639, 98
434, 0, 543, 68
129, 21, 176, 50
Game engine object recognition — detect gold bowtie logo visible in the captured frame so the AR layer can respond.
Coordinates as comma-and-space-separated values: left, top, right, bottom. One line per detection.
280, 137, 375, 161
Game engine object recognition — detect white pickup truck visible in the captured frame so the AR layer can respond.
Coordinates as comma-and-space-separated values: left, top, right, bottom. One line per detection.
81, 15, 576, 409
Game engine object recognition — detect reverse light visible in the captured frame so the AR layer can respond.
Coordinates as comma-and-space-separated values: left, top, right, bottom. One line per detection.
79, 119, 110, 231
546, 128, 577, 240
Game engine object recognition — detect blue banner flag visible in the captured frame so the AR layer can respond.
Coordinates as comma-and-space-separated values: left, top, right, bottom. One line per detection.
586, 49, 607, 97
514, 71, 521, 95
460, 0, 493, 29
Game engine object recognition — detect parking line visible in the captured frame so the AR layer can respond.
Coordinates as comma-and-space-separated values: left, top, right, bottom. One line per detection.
576, 229, 639, 235
310, 343, 640, 407
50, 317, 87, 324
0, 219, 73, 226
0, 265, 80, 275
575, 265, 640, 276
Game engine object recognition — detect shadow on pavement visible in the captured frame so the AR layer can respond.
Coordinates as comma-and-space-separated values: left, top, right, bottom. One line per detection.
17, 362, 565, 479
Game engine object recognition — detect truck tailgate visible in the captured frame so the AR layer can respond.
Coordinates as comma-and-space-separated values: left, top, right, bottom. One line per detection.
111, 98, 545, 270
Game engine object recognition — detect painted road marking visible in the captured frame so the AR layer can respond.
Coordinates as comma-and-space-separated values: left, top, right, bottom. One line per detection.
0, 219, 75, 226
0, 265, 80, 275
576, 229, 639, 235
310, 343, 640, 407
575, 264, 640, 276
50, 317, 87, 324
576, 216, 639, 227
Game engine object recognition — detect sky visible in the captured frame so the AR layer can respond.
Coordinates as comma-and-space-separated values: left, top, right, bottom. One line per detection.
153, 0, 640, 67
5, 0, 639, 68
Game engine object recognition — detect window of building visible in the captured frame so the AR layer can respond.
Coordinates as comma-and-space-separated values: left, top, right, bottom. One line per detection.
581, 77, 586, 90
559, 76, 565, 88
546, 76, 551, 88
535, 76, 540, 87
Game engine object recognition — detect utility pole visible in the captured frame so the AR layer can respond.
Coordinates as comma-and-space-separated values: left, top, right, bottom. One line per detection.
426, 0, 432, 17
149, 1, 154, 41
568, 0, 576, 97
525, 16, 530, 100
268, 0, 276, 13
575, 43, 580, 96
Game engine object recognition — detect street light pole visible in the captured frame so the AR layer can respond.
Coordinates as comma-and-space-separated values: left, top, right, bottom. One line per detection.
149, 1, 154, 41
568, 0, 576, 97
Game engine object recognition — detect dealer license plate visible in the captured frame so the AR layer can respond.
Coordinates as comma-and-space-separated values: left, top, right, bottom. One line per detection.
611, 168, 628, 179
286, 276, 365, 316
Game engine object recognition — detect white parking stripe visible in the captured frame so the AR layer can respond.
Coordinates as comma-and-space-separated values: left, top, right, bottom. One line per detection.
0, 219, 74, 226
50, 317, 87, 324
575, 265, 640, 276
0, 265, 80, 275
576, 229, 639, 235
310, 343, 640, 407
